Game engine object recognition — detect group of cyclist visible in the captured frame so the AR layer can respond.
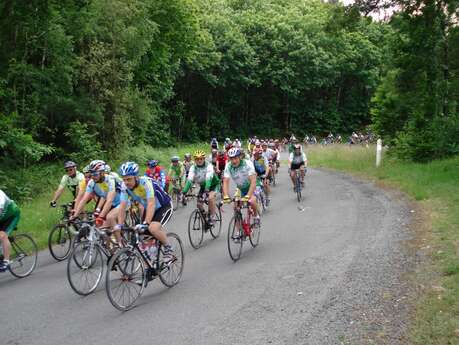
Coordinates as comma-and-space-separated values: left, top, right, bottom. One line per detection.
0, 135, 308, 272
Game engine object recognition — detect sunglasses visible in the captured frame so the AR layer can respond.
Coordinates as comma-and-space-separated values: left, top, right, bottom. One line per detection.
65, 168, 75, 172
90, 171, 101, 177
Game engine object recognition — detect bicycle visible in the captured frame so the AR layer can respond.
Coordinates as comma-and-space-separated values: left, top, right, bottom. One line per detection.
48, 203, 86, 261
187, 193, 223, 249
268, 161, 276, 186
293, 169, 304, 202
66, 218, 125, 296
105, 225, 184, 311
255, 183, 268, 215
227, 197, 261, 262
0, 230, 37, 278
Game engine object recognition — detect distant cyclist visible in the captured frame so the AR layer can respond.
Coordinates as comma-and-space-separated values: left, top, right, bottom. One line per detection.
289, 144, 307, 191
145, 160, 168, 191
50, 161, 84, 207
0, 189, 20, 272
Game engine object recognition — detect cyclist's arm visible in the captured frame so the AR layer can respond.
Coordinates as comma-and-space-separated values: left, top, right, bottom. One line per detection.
117, 200, 128, 226
51, 175, 67, 202
288, 152, 293, 165
303, 153, 308, 166
204, 163, 215, 191
73, 192, 93, 217
182, 165, 195, 194
143, 178, 155, 224
222, 165, 231, 197
247, 174, 257, 198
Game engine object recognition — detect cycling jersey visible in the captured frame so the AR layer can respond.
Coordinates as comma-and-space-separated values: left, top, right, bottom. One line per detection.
252, 156, 268, 176
183, 161, 192, 178
289, 152, 307, 168
86, 174, 122, 207
183, 162, 220, 194
120, 176, 171, 210
216, 155, 227, 174
263, 148, 277, 162
223, 159, 256, 193
168, 162, 184, 179
59, 171, 84, 197
0, 189, 20, 235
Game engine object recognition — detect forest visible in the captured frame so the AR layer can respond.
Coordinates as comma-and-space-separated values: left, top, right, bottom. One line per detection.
0, 0, 457, 166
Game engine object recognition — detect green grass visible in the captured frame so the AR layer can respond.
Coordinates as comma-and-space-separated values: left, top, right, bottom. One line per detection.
14, 143, 207, 250
306, 144, 459, 345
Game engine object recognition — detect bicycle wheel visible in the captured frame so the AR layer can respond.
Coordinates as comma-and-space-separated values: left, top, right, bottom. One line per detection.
210, 205, 222, 239
187, 209, 204, 249
296, 175, 302, 202
106, 247, 145, 311
67, 241, 104, 295
227, 215, 243, 261
272, 172, 276, 186
159, 232, 184, 287
249, 220, 261, 247
48, 223, 73, 261
8, 234, 38, 278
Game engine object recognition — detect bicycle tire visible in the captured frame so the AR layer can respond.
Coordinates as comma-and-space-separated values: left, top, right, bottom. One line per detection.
172, 189, 179, 211
187, 209, 204, 249
296, 175, 302, 202
227, 215, 243, 261
48, 223, 73, 261
209, 205, 222, 239
249, 221, 261, 248
106, 247, 145, 311
159, 232, 184, 287
8, 234, 38, 278
67, 241, 104, 295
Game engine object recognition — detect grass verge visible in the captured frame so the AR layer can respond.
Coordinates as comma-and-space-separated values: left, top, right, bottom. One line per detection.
15, 143, 207, 250
306, 144, 459, 345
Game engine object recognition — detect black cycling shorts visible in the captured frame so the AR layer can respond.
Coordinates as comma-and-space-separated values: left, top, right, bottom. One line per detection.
149, 203, 173, 226
290, 162, 305, 170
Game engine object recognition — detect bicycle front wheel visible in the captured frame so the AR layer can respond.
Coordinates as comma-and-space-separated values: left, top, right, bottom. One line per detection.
210, 205, 222, 239
187, 209, 204, 249
106, 247, 145, 311
227, 215, 243, 261
67, 241, 104, 295
159, 232, 184, 287
296, 176, 302, 202
48, 223, 73, 261
249, 221, 261, 248
8, 234, 38, 278
172, 189, 179, 211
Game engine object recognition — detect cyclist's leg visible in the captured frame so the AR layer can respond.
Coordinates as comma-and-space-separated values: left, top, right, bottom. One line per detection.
147, 204, 173, 246
300, 164, 305, 183
0, 202, 20, 262
289, 166, 297, 187
105, 206, 121, 242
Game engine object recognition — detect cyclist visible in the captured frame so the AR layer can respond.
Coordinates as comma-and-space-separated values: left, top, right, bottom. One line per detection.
252, 148, 271, 206
0, 189, 20, 272
208, 149, 218, 169
167, 156, 184, 195
233, 138, 242, 148
222, 147, 259, 224
145, 160, 168, 191
50, 161, 84, 207
72, 160, 123, 241
183, 153, 192, 179
224, 137, 232, 148
182, 150, 220, 225
215, 149, 227, 179
289, 144, 307, 191
116, 162, 174, 262
210, 137, 219, 150
73, 164, 97, 210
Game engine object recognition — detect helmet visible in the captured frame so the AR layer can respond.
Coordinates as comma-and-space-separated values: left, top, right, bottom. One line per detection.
228, 147, 241, 158
147, 160, 158, 168
82, 165, 90, 174
184, 153, 191, 160
171, 156, 179, 162
268, 142, 275, 148
119, 162, 139, 177
105, 164, 112, 173
255, 140, 261, 146
89, 160, 106, 172
64, 161, 76, 169
218, 150, 225, 156
211, 137, 217, 142
225, 137, 231, 142
193, 150, 206, 159
262, 141, 267, 146
294, 144, 302, 150
211, 149, 217, 154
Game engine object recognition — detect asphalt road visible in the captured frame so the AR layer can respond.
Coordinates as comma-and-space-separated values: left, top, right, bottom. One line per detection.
0, 159, 413, 345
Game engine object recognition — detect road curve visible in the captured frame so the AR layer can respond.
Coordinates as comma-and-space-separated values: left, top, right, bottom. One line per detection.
0, 160, 413, 345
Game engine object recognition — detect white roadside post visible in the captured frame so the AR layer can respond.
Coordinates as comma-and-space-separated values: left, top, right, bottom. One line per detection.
376, 138, 382, 167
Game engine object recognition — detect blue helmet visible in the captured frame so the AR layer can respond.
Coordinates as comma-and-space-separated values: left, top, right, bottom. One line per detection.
227, 147, 241, 158
147, 159, 158, 168
119, 162, 139, 177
